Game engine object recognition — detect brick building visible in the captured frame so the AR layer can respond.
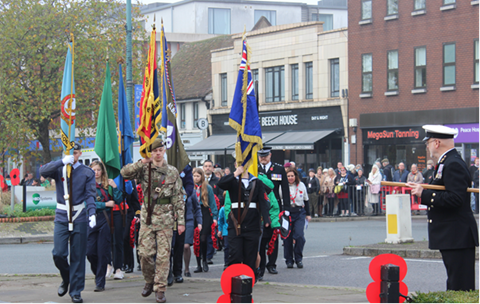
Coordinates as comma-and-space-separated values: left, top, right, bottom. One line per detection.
348, 0, 479, 172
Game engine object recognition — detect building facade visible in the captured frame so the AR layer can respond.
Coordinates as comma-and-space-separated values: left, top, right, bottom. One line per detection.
348, 0, 479, 172
195, 22, 349, 170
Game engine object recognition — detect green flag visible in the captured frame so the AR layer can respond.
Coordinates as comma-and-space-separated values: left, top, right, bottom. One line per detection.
94, 61, 121, 179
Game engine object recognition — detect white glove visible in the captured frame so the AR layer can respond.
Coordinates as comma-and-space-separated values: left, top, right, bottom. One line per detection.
62, 155, 74, 165
89, 215, 96, 228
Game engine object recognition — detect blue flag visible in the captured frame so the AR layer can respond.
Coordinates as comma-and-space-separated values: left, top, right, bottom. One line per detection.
229, 37, 262, 169
116, 64, 134, 195
60, 41, 76, 155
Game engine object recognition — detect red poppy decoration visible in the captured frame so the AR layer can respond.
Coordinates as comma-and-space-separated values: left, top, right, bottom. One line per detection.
129, 218, 136, 248
137, 184, 144, 205
10, 168, 20, 186
267, 228, 280, 255
193, 227, 201, 257
0, 175, 6, 192
211, 222, 219, 250
270, 167, 273, 171
61, 177, 65, 182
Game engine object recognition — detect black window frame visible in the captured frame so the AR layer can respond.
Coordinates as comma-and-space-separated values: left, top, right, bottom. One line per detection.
180, 103, 186, 129
305, 62, 313, 100
193, 102, 199, 129
220, 73, 227, 107
330, 58, 340, 97
475, 39, 479, 84
291, 64, 299, 101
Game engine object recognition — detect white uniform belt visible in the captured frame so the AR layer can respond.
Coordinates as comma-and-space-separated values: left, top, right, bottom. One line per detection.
56, 203, 84, 212
231, 202, 256, 209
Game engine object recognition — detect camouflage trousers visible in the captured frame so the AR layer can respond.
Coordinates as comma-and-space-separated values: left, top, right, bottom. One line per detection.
138, 225, 173, 292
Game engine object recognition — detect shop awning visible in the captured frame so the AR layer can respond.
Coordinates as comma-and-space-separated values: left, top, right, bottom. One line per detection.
261, 132, 285, 144
266, 130, 336, 150
185, 134, 237, 155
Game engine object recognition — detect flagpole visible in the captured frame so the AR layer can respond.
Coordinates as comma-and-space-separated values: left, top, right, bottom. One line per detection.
146, 19, 156, 226
67, 33, 75, 231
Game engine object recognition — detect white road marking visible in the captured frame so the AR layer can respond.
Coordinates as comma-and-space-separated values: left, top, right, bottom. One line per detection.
404, 259, 443, 263
344, 257, 371, 260
304, 255, 329, 259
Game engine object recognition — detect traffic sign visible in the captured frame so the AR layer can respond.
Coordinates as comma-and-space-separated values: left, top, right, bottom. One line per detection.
197, 118, 209, 130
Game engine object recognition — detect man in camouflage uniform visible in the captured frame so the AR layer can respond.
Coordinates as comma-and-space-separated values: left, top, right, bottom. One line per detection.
121, 138, 185, 303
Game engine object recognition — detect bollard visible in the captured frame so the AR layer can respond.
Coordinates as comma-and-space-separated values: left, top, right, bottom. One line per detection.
379, 264, 400, 303
231, 275, 252, 303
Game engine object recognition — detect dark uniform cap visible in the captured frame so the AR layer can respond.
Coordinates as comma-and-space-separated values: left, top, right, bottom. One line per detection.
73, 142, 82, 151
151, 138, 165, 150
258, 146, 272, 157
422, 125, 457, 141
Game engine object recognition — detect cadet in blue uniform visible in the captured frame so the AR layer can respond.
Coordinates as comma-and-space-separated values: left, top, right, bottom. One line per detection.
87, 161, 123, 292
408, 125, 479, 291
40, 143, 96, 303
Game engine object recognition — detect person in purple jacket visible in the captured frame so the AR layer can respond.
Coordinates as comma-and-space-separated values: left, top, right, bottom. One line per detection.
40, 142, 96, 303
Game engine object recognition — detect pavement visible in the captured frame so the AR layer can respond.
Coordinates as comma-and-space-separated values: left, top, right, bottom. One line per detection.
0, 273, 367, 303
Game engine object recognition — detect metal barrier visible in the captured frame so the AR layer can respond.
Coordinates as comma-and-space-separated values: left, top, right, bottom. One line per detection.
379, 186, 426, 212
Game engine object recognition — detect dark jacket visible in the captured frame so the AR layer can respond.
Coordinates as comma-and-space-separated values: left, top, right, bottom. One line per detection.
423, 168, 435, 184
306, 176, 320, 194
185, 192, 202, 226
258, 162, 290, 211
207, 174, 224, 206
180, 165, 194, 197
393, 169, 409, 182
420, 149, 479, 250
383, 164, 394, 182
217, 174, 270, 233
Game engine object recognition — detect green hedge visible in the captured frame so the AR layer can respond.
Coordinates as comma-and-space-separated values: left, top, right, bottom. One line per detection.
1, 203, 55, 218
410, 290, 479, 303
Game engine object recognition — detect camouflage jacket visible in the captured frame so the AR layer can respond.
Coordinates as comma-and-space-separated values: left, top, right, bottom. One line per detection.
121, 160, 185, 229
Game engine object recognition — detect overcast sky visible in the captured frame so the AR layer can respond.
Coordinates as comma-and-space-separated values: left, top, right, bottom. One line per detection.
134, 0, 321, 5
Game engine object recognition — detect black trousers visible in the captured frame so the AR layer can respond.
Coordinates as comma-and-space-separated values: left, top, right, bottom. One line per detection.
227, 229, 259, 274
259, 227, 278, 276
123, 208, 135, 269
440, 247, 476, 291
172, 229, 185, 277
112, 211, 124, 270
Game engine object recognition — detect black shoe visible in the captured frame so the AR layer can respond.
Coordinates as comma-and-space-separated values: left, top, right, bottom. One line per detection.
125, 267, 133, 273
71, 295, 83, 303
203, 260, 209, 272
58, 281, 68, 297
94, 286, 105, 292
257, 275, 263, 281
167, 272, 174, 286
207, 259, 213, 265
184, 271, 192, 277
193, 266, 203, 273
297, 261, 303, 268
137, 265, 141, 271
266, 266, 278, 274
175, 276, 184, 283
286, 263, 294, 269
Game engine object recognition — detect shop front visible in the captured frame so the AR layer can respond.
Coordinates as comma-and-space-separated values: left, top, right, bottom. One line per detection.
188, 106, 345, 171
445, 123, 479, 165
362, 126, 426, 173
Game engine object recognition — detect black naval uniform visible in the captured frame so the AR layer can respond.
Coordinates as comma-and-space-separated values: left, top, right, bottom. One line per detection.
258, 162, 290, 274
217, 173, 271, 274
420, 148, 479, 291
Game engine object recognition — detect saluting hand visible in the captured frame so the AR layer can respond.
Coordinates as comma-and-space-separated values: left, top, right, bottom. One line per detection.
141, 157, 152, 164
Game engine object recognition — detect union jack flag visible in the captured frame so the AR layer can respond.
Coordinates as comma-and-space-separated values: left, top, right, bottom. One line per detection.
229, 37, 262, 170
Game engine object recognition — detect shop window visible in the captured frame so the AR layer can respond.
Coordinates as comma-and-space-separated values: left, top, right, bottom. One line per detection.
312, 13, 333, 31
330, 58, 339, 97
291, 64, 299, 101
265, 66, 284, 102
414, 47, 427, 88
387, 50, 399, 91
362, 0, 372, 20
443, 43, 456, 86
362, 53, 373, 93
220, 73, 227, 107
208, 8, 230, 34
387, 0, 398, 15
180, 103, 186, 129
254, 10, 276, 26
475, 39, 479, 84
305, 62, 313, 100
